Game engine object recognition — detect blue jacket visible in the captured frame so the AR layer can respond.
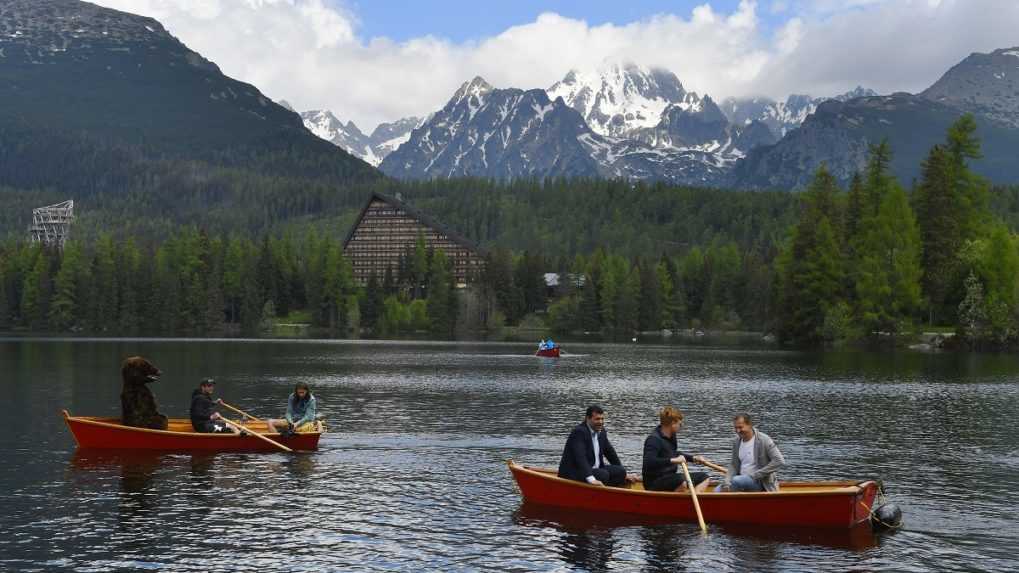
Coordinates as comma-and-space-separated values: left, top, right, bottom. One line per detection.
286, 393, 317, 426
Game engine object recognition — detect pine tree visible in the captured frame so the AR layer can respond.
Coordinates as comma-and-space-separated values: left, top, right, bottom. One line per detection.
363, 273, 383, 331
845, 172, 865, 251
617, 267, 641, 336
21, 248, 52, 330
578, 273, 601, 332
946, 114, 991, 241
204, 239, 226, 336
679, 247, 706, 320
223, 236, 246, 325
914, 144, 961, 324
93, 233, 118, 332
411, 233, 428, 298
656, 258, 682, 329
427, 251, 453, 338
854, 183, 923, 336
256, 236, 278, 316
776, 165, 846, 343
117, 239, 142, 335
0, 265, 8, 330
49, 242, 85, 331
637, 259, 661, 331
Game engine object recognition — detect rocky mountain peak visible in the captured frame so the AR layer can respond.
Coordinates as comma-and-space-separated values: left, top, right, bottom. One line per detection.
833, 86, 879, 102
450, 76, 494, 107
921, 47, 1019, 127
0, 0, 219, 73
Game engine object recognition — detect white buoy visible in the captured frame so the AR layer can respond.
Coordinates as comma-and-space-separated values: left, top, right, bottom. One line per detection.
632, 337, 637, 342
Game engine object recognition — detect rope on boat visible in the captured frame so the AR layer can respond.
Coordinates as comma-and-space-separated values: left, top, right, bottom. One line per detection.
861, 482, 903, 530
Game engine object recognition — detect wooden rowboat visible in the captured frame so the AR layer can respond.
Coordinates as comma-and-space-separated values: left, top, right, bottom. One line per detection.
535, 347, 561, 358
62, 410, 322, 452
508, 461, 878, 529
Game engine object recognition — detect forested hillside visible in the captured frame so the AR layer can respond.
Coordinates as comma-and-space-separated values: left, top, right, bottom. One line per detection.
5, 116, 1019, 347
0, 0, 379, 240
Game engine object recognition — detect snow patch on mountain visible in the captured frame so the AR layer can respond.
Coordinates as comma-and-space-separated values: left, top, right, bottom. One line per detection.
721, 87, 878, 139
299, 109, 422, 166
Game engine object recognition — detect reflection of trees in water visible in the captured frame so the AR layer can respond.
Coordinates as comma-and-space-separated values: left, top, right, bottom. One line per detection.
512, 501, 877, 571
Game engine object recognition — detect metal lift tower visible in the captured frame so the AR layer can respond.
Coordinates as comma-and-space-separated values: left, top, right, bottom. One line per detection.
28, 200, 75, 248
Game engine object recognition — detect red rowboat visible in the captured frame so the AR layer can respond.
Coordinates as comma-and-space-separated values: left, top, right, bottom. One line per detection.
535, 347, 561, 357
62, 410, 322, 452
508, 461, 878, 529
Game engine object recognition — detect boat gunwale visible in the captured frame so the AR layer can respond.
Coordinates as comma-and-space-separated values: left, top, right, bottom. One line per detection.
508, 460, 872, 499
62, 410, 323, 439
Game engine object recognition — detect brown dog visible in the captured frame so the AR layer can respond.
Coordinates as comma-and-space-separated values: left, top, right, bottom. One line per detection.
120, 356, 168, 430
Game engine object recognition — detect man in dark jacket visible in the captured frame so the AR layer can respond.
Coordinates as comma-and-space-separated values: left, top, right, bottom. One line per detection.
642, 406, 709, 492
189, 378, 231, 433
557, 405, 633, 487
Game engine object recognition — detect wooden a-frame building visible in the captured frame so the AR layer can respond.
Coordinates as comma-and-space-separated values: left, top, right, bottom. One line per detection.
342, 193, 485, 287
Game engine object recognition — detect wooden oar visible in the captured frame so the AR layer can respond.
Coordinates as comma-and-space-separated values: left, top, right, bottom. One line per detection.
220, 417, 293, 453
699, 459, 728, 474
680, 458, 708, 534
220, 400, 262, 422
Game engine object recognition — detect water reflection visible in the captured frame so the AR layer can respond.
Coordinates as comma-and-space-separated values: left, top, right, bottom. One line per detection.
2, 339, 1017, 571
513, 503, 623, 572
513, 500, 878, 571
719, 523, 880, 551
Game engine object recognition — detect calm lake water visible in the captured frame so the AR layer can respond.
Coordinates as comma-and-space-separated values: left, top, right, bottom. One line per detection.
1, 338, 1017, 572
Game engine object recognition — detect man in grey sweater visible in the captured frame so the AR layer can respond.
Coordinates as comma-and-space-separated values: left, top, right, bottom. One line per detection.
718, 413, 785, 492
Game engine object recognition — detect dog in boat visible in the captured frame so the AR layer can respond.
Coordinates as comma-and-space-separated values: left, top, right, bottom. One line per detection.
120, 356, 168, 430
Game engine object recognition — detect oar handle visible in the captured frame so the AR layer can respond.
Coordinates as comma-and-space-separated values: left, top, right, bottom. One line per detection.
699, 459, 728, 474
221, 417, 292, 453
220, 401, 262, 422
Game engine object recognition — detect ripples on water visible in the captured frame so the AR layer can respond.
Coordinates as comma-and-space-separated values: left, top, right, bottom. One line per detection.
1, 339, 1018, 572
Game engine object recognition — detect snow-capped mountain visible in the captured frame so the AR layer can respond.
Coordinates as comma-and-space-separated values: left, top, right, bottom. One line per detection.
379, 75, 744, 184
721, 87, 879, 139
547, 63, 690, 138
300, 109, 422, 166
379, 77, 605, 179
378, 49, 1019, 188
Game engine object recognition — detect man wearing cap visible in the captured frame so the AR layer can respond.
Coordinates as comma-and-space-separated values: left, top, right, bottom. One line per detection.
189, 378, 232, 433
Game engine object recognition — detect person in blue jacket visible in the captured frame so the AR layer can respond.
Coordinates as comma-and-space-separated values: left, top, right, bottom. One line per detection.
267, 382, 318, 434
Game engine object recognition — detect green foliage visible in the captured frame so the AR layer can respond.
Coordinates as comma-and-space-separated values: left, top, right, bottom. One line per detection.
776, 166, 846, 344
853, 174, 922, 336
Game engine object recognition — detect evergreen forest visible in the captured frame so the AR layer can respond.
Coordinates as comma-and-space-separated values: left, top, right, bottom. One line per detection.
3, 115, 1019, 348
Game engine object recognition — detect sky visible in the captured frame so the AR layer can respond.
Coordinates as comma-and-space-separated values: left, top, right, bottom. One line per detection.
91, 0, 1019, 132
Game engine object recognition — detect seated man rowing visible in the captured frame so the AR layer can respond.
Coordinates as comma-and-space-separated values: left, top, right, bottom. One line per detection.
718, 413, 785, 492
642, 406, 710, 492
189, 378, 236, 434
558, 404, 636, 487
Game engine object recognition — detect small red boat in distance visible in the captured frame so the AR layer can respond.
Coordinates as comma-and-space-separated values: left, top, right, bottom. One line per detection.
535, 347, 561, 358
508, 461, 879, 529
62, 410, 322, 452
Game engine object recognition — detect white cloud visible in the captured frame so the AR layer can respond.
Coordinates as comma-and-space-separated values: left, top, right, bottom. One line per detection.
91, 0, 1019, 131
